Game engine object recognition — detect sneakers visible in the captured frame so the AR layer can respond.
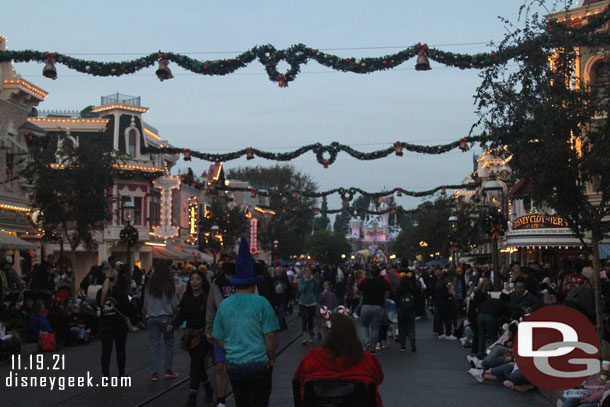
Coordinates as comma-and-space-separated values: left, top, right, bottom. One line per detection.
445, 335, 458, 340
411, 342, 417, 352
468, 368, 484, 384
375, 343, 382, 350
302, 338, 307, 345
400, 347, 406, 352
164, 369, 178, 378
503, 380, 515, 390
353, 313, 359, 319
381, 340, 388, 349
438, 334, 447, 340
466, 355, 481, 368
151, 373, 159, 381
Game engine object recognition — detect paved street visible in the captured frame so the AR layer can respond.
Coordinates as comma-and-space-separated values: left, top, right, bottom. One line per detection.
0, 314, 552, 407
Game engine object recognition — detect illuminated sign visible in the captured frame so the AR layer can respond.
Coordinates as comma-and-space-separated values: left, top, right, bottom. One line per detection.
250, 218, 258, 254
188, 196, 198, 244
512, 215, 568, 230
152, 175, 181, 239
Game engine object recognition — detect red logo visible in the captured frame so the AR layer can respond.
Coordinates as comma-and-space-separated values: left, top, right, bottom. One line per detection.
514, 305, 600, 390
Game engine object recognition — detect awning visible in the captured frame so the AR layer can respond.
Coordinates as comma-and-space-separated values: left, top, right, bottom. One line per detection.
508, 179, 534, 199
152, 246, 192, 260
179, 247, 214, 263
0, 231, 36, 250
600, 244, 610, 260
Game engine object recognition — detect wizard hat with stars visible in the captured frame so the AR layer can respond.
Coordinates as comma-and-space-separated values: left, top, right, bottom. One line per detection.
229, 237, 261, 286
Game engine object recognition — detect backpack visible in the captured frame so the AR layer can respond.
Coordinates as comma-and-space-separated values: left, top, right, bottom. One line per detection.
398, 291, 415, 316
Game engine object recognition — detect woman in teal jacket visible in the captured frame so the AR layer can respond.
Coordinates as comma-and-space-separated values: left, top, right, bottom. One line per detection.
298, 265, 318, 345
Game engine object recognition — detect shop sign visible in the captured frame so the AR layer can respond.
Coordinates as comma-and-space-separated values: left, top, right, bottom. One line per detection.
513, 215, 568, 230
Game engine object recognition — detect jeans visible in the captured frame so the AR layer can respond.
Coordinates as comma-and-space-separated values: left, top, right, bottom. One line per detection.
275, 301, 287, 330
229, 364, 273, 407
360, 305, 384, 348
299, 305, 315, 333
477, 313, 497, 354
433, 302, 441, 333
100, 323, 128, 377
563, 398, 597, 407
147, 316, 174, 374
397, 314, 416, 348
480, 356, 507, 370
490, 362, 515, 381
354, 297, 364, 316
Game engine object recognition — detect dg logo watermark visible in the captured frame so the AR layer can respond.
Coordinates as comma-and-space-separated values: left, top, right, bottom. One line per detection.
514, 305, 601, 390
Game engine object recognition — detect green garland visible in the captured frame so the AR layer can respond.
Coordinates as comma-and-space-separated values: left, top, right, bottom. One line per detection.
258, 204, 423, 216
119, 224, 139, 245
144, 137, 481, 167
2, 10, 609, 85
221, 183, 476, 199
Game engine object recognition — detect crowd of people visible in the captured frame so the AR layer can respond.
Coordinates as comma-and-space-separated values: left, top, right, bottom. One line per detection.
4, 245, 610, 406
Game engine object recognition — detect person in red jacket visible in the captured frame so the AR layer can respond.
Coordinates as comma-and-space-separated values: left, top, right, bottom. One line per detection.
294, 312, 384, 406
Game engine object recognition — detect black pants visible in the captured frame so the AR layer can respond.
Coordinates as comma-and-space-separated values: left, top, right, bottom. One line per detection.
188, 341, 209, 391
100, 323, 128, 377
230, 365, 273, 407
397, 314, 416, 348
299, 305, 315, 333
438, 304, 453, 336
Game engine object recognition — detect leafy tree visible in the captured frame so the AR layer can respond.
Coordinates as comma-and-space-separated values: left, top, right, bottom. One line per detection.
313, 196, 330, 232
227, 164, 317, 257
473, 1, 610, 334
333, 206, 351, 235
306, 230, 351, 264
22, 133, 117, 295
392, 198, 452, 262
198, 196, 248, 263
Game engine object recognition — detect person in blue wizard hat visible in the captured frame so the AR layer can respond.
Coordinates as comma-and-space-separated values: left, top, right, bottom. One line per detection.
212, 237, 280, 407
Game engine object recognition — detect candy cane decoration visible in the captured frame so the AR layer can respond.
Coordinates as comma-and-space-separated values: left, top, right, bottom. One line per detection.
319, 306, 332, 328
335, 305, 350, 316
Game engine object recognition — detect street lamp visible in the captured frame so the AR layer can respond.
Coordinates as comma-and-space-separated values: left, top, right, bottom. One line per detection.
121, 198, 136, 294
483, 173, 506, 289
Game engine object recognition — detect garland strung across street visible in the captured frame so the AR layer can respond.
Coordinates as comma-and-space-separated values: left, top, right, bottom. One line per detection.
219, 183, 477, 200
144, 137, 481, 167
2, 10, 608, 85
258, 204, 425, 216
1, 44, 509, 85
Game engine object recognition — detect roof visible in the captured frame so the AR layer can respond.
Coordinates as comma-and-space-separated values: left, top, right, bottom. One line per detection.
508, 179, 534, 199
582, 0, 605, 5
0, 231, 36, 250
19, 121, 45, 132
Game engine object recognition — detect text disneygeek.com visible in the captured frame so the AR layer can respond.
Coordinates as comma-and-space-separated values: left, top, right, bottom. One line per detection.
4, 372, 131, 391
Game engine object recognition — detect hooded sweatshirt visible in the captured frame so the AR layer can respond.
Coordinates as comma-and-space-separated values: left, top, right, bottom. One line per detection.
294, 347, 384, 407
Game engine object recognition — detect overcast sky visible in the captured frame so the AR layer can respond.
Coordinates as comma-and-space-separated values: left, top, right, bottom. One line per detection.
2, 1, 542, 214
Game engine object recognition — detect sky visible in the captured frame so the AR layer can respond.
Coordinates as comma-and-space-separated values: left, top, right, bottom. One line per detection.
1, 1, 544, 216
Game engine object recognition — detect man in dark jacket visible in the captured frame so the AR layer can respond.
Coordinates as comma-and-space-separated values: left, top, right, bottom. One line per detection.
510, 279, 539, 314
476, 293, 511, 354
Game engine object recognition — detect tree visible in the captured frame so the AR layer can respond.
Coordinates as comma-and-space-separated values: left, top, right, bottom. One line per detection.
22, 133, 117, 296
198, 196, 248, 262
392, 198, 452, 262
306, 231, 351, 264
227, 164, 318, 258
473, 1, 610, 334
313, 196, 330, 232
333, 206, 350, 235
